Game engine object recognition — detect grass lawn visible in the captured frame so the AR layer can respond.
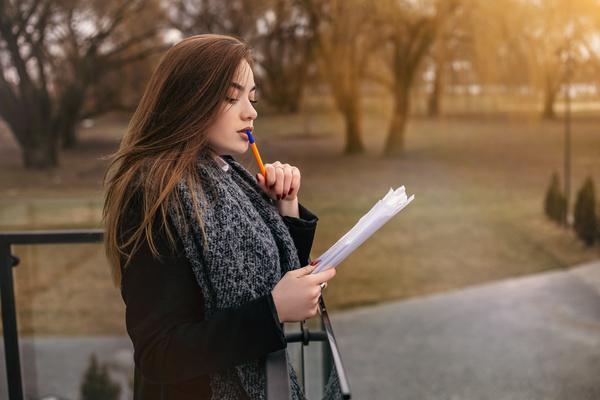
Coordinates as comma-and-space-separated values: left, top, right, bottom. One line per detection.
1, 96, 600, 335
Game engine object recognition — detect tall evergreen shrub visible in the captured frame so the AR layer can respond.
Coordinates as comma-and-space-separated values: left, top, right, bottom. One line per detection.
574, 177, 597, 246
80, 354, 120, 400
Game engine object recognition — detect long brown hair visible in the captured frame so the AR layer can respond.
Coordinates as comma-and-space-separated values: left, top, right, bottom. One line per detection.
103, 34, 253, 287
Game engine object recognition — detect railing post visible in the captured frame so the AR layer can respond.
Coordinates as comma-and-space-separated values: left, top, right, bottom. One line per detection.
299, 321, 307, 390
0, 241, 23, 400
321, 314, 332, 394
319, 296, 351, 399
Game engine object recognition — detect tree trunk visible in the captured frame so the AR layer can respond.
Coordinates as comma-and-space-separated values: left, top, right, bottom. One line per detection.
342, 98, 364, 154
3, 97, 59, 169
261, 75, 304, 114
542, 82, 557, 120
329, 77, 365, 154
61, 122, 78, 149
271, 86, 303, 114
384, 86, 410, 156
427, 61, 443, 117
287, 98, 300, 113
58, 85, 85, 149
20, 129, 59, 169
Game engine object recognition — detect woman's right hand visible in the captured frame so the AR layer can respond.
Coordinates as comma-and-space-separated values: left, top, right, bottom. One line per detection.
271, 265, 336, 323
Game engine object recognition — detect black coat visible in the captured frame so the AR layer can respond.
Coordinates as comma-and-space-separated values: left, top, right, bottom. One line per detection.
120, 191, 319, 399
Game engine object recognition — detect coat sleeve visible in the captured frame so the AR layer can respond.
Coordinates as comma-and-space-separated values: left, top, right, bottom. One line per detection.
120, 214, 287, 384
281, 202, 319, 266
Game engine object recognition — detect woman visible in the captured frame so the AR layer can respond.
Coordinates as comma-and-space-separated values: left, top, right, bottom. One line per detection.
103, 34, 339, 399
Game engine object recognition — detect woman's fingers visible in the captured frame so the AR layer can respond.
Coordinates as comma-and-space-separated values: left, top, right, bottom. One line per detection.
306, 267, 336, 285
281, 164, 293, 198
260, 162, 301, 200
290, 167, 300, 197
256, 172, 264, 188
274, 167, 284, 198
265, 164, 277, 188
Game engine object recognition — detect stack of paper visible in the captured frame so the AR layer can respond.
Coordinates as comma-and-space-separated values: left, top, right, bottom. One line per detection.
312, 186, 415, 274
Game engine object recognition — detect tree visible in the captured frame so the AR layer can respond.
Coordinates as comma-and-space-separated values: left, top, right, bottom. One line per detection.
374, 0, 459, 156
424, 4, 469, 117
80, 354, 121, 400
574, 177, 597, 246
468, 0, 599, 119
253, 1, 316, 113
519, 0, 573, 120
0, 0, 165, 168
544, 172, 568, 225
466, 0, 530, 104
0, 0, 59, 167
545, 172, 567, 224
426, 43, 445, 117
169, 0, 261, 40
301, 0, 380, 154
169, 0, 315, 114
55, 0, 167, 148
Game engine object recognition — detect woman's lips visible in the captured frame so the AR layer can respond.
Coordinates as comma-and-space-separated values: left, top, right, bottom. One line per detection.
238, 131, 249, 141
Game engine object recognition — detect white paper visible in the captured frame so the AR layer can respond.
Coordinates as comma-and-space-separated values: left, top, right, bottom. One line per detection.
311, 186, 415, 274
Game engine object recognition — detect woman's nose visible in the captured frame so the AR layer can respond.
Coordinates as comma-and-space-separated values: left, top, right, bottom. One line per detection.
242, 100, 258, 120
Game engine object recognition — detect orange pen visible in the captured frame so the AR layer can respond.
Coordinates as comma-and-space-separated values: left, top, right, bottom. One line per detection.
246, 130, 267, 180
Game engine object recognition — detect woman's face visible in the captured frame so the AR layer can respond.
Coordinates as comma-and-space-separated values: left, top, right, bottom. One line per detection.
206, 60, 258, 156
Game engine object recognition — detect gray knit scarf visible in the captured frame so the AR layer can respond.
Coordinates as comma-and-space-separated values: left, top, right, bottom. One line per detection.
169, 152, 341, 399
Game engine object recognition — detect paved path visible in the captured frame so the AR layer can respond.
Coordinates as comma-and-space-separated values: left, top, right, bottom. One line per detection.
330, 261, 600, 400
0, 336, 133, 400
2, 261, 600, 399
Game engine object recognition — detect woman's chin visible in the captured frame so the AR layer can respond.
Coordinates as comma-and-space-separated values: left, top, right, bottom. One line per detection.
238, 141, 250, 153
228, 142, 249, 155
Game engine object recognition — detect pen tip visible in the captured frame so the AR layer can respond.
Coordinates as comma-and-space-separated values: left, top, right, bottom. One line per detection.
246, 129, 255, 144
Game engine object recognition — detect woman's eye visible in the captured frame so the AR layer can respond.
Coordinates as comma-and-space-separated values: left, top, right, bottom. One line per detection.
226, 97, 258, 105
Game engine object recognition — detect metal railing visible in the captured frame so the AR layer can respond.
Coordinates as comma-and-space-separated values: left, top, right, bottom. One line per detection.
0, 230, 351, 400
266, 296, 352, 399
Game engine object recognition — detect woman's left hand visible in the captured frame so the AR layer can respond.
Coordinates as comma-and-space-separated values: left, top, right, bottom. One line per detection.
256, 161, 301, 202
